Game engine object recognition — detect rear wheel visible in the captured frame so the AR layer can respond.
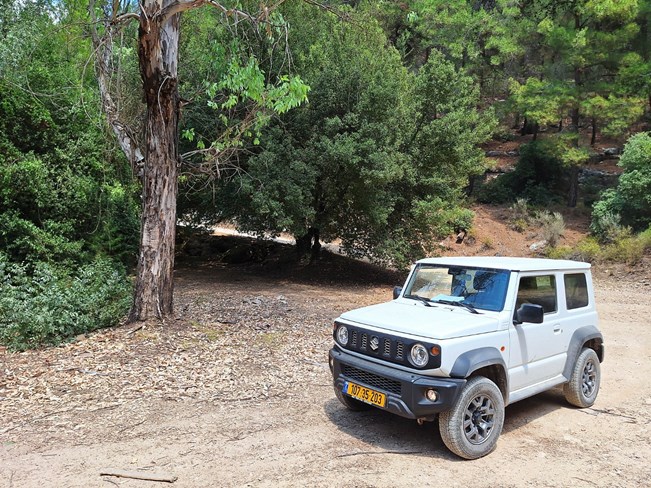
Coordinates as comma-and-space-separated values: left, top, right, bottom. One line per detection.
564, 348, 600, 408
439, 376, 505, 460
334, 386, 371, 411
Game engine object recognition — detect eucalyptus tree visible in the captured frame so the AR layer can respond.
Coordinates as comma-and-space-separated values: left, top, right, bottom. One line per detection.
89, 0, 309, 321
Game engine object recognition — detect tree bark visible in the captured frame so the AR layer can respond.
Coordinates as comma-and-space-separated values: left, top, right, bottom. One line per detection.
567, 165, 579, 208
88, 1, 144, 171
129, 1, 181, 321
566, 12, 582, 209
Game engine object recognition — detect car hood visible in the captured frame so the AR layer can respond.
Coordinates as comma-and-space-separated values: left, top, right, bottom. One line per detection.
338, 300, 499, 340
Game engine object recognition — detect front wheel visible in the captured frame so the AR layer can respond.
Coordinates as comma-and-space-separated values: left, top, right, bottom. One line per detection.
564, 347, 601, 408
439, 376, 505, 460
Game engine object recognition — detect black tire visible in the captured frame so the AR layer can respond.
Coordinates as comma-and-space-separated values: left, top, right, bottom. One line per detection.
564, 347, 600, 408
334, 386, 372, 411
439, 376, 505, 460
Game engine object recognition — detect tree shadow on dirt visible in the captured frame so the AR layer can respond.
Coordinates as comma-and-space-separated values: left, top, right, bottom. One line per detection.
176, 234, 406, 289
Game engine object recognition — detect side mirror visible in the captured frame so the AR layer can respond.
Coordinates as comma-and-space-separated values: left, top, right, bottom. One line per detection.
393, 286, 403, 300
514, 303, 544, 324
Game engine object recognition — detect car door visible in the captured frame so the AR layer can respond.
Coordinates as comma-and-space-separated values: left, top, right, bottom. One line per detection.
508, 273, 567, 392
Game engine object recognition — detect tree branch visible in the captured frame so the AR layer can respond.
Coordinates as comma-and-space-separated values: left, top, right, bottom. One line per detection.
112, 12, 140, 24
88, 0, 144, 172
159, 0, 258, 24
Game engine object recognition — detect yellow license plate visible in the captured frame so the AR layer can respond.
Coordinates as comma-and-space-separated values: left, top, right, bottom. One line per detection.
345, 381, 386, 408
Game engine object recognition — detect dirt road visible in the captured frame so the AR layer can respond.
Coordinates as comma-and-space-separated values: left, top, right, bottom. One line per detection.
1, 262, 650, 488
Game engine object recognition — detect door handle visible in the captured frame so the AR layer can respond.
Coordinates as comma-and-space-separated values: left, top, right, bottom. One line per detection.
553, 324, 562, 334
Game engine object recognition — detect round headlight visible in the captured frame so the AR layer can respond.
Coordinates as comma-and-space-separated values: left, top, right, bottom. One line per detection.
410, 343, 429, 367
336, 325, 349, 346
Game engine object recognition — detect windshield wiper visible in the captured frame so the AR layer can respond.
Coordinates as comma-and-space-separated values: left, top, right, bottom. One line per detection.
405, 294, 435, 307
432, 299, 480, 314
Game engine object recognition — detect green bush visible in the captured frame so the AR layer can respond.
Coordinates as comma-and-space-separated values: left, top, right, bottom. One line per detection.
590, 194, 625, 243
0, 254, 132, 351
591, 132, 651, 238
545, 245, 573, 260
547, 228, 651, 264
546, 238, 602, 262
573, 238, 603, 262
476, 140, 565, 205
536, 210, 565, 248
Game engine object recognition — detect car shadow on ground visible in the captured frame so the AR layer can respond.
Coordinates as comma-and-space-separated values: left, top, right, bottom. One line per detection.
323, 387, 568, 458
502, 386, 567, 434
323, 398, 459, 461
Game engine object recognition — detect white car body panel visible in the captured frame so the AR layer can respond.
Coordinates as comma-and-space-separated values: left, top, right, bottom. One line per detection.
334, 257, 599, 405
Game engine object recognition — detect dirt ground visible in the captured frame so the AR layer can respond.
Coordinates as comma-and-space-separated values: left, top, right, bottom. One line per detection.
2, 246, 651, 488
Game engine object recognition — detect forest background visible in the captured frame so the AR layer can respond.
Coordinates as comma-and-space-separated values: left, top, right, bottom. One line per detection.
1, 0, 651, 350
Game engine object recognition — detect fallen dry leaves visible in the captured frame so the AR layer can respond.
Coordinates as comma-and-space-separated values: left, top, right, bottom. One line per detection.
0, 283, 352, 446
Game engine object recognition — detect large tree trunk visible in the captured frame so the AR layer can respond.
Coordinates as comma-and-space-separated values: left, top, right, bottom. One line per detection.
129, 2, 181, 321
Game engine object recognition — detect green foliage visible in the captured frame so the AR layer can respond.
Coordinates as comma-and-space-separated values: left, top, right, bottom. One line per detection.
411, 0, 527, 97
590, 193, 625, 242
182, 5, 494, 265
177, 9, 309, 165
0, 254, 132, 351
477, 140, 564, 205
0, 1, 138, 350
535, 211, 565, 248
382, 199, 474, 268
509, 78, 569, 128
548, 227, 651, 264
591, 132, 651, 238
0, 7, 140, 267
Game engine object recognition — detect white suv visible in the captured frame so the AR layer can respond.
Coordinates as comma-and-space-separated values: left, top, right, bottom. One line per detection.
329, 257, 604, 459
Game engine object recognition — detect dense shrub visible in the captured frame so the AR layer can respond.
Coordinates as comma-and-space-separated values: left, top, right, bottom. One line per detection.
0, 254, 132, 351
477, 140, 564, 205
591, 132, 651, 240
0, 83, 140, 267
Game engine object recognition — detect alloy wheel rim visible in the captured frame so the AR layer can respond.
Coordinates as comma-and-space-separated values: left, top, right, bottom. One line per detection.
582, 359, 597, 397
463, 395, 495, 445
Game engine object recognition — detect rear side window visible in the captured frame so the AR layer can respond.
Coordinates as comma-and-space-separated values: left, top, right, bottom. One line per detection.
516, 275, 557, 314
564, 273, 589, 309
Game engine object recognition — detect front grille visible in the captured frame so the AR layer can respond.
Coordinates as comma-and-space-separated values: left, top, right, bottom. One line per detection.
396, 341, 404, 360
342, 364, 402, 395
333, 322, 441, 369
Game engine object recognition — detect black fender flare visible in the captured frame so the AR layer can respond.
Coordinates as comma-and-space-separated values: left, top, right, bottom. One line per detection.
450, 347, 507, 379
563, 325, 604, 380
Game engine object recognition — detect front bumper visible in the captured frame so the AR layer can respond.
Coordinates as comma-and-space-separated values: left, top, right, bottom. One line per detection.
330, 347, 465, 420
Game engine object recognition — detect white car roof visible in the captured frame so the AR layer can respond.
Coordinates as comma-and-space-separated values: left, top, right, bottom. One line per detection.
416, 256, 591, 272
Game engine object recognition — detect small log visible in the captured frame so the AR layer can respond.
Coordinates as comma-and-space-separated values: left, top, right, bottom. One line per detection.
100, 468, 177, 483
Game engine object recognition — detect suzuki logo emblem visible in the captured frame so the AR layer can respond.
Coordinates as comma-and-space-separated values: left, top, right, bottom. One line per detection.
370, 336, 380, 351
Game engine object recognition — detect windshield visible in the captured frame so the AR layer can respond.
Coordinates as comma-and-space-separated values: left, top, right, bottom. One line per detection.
403, 264, 510, 312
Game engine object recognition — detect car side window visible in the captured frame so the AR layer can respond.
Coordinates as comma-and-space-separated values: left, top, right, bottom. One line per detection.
564, 273, 589, 309
515, 275, 557, 314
